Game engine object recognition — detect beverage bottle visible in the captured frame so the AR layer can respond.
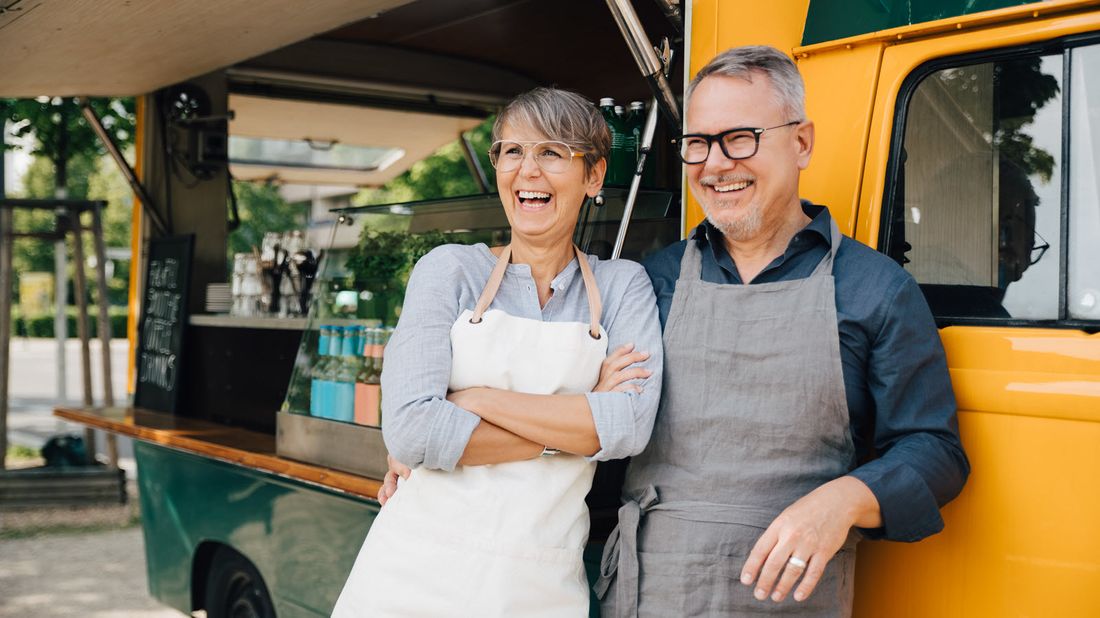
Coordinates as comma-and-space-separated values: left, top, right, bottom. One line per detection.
375, 328, 393, 426
628, 101, 657, 186
332, 327, 359, 422
355, 328, 382, 426
309, 327, 331, 417
599, 97, 625, 185
317, 327, 344, 420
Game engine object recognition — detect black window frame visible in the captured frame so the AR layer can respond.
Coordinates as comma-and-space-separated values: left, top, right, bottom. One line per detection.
879, 31, 1100, 332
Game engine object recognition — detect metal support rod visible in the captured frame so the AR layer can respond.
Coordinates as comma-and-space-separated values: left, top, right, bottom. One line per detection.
0, 130, 8, 470
77, 99, 169, 236
54, 203, 68, 407
612, 97, 661, 259
68, 208, 97, 464
460, 132, 490, 193
605, 0, 682, 128
0, 206, 11, 470
90, 203, 118, 468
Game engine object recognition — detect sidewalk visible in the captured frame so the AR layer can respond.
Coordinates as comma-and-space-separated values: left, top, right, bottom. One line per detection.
2, 338, 180, 617
0, 527, 184, 617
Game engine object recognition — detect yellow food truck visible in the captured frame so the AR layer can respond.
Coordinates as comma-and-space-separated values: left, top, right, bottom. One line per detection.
2, 0, 1097, 616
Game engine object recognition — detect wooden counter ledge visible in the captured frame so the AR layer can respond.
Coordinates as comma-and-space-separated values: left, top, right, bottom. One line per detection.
54, 406, 381, 500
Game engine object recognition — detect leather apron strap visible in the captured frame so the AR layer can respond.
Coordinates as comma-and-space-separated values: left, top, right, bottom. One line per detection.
470, 245, 603, 338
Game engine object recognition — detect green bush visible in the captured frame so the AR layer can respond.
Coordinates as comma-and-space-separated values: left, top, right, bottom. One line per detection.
11, 305, 128, 339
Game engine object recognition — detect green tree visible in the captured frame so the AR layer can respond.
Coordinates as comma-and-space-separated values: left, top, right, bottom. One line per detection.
2, 97, 135, 196
227, 181, 309, 266
356, 117, 495, 205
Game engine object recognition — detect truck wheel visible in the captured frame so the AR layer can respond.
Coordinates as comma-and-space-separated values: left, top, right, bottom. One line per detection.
204, 547, 275, 618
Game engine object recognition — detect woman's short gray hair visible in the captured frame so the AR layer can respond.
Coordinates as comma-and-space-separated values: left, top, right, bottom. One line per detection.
492, 87, 610, 177
686, 46, 806, 122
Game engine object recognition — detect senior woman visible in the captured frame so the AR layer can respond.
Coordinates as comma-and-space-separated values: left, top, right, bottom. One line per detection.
331, 87, 664, 617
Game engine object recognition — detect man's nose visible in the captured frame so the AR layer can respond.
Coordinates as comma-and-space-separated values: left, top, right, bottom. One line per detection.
702, 140, 737, 174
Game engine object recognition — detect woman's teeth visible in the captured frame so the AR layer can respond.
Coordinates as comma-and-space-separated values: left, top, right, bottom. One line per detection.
713, 180, 753, 193
517, 190, 552, 204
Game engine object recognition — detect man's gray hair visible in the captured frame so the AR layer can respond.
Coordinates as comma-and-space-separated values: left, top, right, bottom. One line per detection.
686, 46, 806, 122
492, 87, 610, 177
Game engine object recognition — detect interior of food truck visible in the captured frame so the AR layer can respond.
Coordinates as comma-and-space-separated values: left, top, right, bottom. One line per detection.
5, 0, 687, 513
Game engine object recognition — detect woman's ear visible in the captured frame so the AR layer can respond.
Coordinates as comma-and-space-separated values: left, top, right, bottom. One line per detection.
587, 158, 608, 196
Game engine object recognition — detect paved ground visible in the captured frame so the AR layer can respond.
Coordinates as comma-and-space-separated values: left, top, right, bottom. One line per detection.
3, 338, 181, 616
0, 527, 184, 617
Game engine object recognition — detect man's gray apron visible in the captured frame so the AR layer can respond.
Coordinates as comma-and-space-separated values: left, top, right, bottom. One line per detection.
597, 220, 859, 617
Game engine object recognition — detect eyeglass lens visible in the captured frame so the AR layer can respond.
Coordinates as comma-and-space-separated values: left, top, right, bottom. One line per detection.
491, 141, 575, 173
680, 131, 759, 163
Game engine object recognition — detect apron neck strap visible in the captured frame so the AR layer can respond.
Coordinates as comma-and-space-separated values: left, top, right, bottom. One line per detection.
810, 218, 843, 276
470, 245, 603, 339
680, 218, 844, 281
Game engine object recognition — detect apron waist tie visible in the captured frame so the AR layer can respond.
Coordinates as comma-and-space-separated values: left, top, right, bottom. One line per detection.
595, 485, 780, 616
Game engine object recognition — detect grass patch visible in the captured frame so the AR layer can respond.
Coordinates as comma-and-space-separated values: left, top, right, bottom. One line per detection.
7, 445, 40, 460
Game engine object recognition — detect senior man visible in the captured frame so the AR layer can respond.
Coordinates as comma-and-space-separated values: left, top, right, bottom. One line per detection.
596, 46, 969, 617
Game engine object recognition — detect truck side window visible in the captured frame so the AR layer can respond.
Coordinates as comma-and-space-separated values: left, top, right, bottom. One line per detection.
1069, 45, 1100, 320
887, 53, 1064, 321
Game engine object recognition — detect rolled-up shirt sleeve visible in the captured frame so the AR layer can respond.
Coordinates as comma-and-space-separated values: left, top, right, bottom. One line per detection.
380, 248, 481, 471
848, 276, 970, 542
584, 265, 664, 461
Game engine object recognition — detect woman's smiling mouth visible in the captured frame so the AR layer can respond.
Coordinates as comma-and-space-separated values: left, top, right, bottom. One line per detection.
516, 190, 553, 209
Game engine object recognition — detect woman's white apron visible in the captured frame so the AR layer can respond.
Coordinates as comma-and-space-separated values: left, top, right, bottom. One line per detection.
333, 245, 608, 617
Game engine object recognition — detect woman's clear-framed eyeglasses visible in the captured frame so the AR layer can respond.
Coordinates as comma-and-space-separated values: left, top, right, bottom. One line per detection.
674, 121, 802, 164
488, 140, 586, 174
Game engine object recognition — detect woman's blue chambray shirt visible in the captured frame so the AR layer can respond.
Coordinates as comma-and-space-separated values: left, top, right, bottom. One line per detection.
381, 244, 664, 471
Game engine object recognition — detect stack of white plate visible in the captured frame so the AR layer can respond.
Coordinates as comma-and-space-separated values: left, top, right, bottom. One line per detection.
205, 283, 232, 313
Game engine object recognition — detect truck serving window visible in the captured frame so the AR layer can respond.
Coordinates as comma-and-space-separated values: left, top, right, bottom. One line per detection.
883, 41, 1100, 326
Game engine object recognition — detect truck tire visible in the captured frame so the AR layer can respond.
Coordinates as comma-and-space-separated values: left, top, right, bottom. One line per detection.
204, 546, 276, 618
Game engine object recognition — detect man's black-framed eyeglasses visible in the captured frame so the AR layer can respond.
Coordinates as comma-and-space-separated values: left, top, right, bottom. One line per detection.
673, 121, 802, 164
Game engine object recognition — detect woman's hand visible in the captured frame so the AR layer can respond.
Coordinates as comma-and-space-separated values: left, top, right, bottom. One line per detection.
378, 454, 411, 506
594, 343, 652, 393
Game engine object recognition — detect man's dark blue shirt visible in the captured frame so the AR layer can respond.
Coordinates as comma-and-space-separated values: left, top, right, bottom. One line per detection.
642, 202, 970, 542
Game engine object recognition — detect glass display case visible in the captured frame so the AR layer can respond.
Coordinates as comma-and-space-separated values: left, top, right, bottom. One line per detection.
276, 188, 678, 479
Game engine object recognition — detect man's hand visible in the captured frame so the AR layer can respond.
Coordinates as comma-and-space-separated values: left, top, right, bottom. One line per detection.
378, 454, 411, 506
740, 476, 880, 603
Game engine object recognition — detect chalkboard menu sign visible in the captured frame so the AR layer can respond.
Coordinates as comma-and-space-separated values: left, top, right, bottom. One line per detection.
134, 235, 194, 414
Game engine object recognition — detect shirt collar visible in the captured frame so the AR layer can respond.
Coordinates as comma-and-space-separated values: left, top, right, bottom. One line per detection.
691, 200, 834, 278
693, 200, 833, 248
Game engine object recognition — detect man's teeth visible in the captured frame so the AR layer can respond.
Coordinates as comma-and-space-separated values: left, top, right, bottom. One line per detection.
713, 180, 753, 193
518, 191, 551, 199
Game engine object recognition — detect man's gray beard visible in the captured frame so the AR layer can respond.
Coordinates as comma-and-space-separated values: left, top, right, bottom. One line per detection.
703, 200, 764, 242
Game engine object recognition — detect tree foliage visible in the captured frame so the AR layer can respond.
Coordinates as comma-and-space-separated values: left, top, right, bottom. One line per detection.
2, 97, 135, 192
2, 96, 137, 307
356, 117, 495, 206
226, 181, 308, 266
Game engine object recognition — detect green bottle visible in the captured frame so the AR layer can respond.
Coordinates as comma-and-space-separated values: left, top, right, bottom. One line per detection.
628, 101, 657, 187
599, 97, 627, 186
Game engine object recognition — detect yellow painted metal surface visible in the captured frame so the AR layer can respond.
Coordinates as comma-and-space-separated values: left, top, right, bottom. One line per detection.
854, 329, 1100, 616
844, 10, 1100, 617
795, 44, 883, 235
684, 0, 812, 234
126, 95, 145, 395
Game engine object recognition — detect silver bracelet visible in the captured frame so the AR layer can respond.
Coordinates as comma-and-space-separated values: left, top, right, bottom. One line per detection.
540, 446, 561, 457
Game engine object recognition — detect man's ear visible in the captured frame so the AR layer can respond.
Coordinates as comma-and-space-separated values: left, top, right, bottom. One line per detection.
796, 120, 815, 171
587, 158, 608, 196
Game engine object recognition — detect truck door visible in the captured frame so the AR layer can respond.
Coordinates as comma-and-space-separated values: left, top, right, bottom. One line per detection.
852, 16, 1100, 617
